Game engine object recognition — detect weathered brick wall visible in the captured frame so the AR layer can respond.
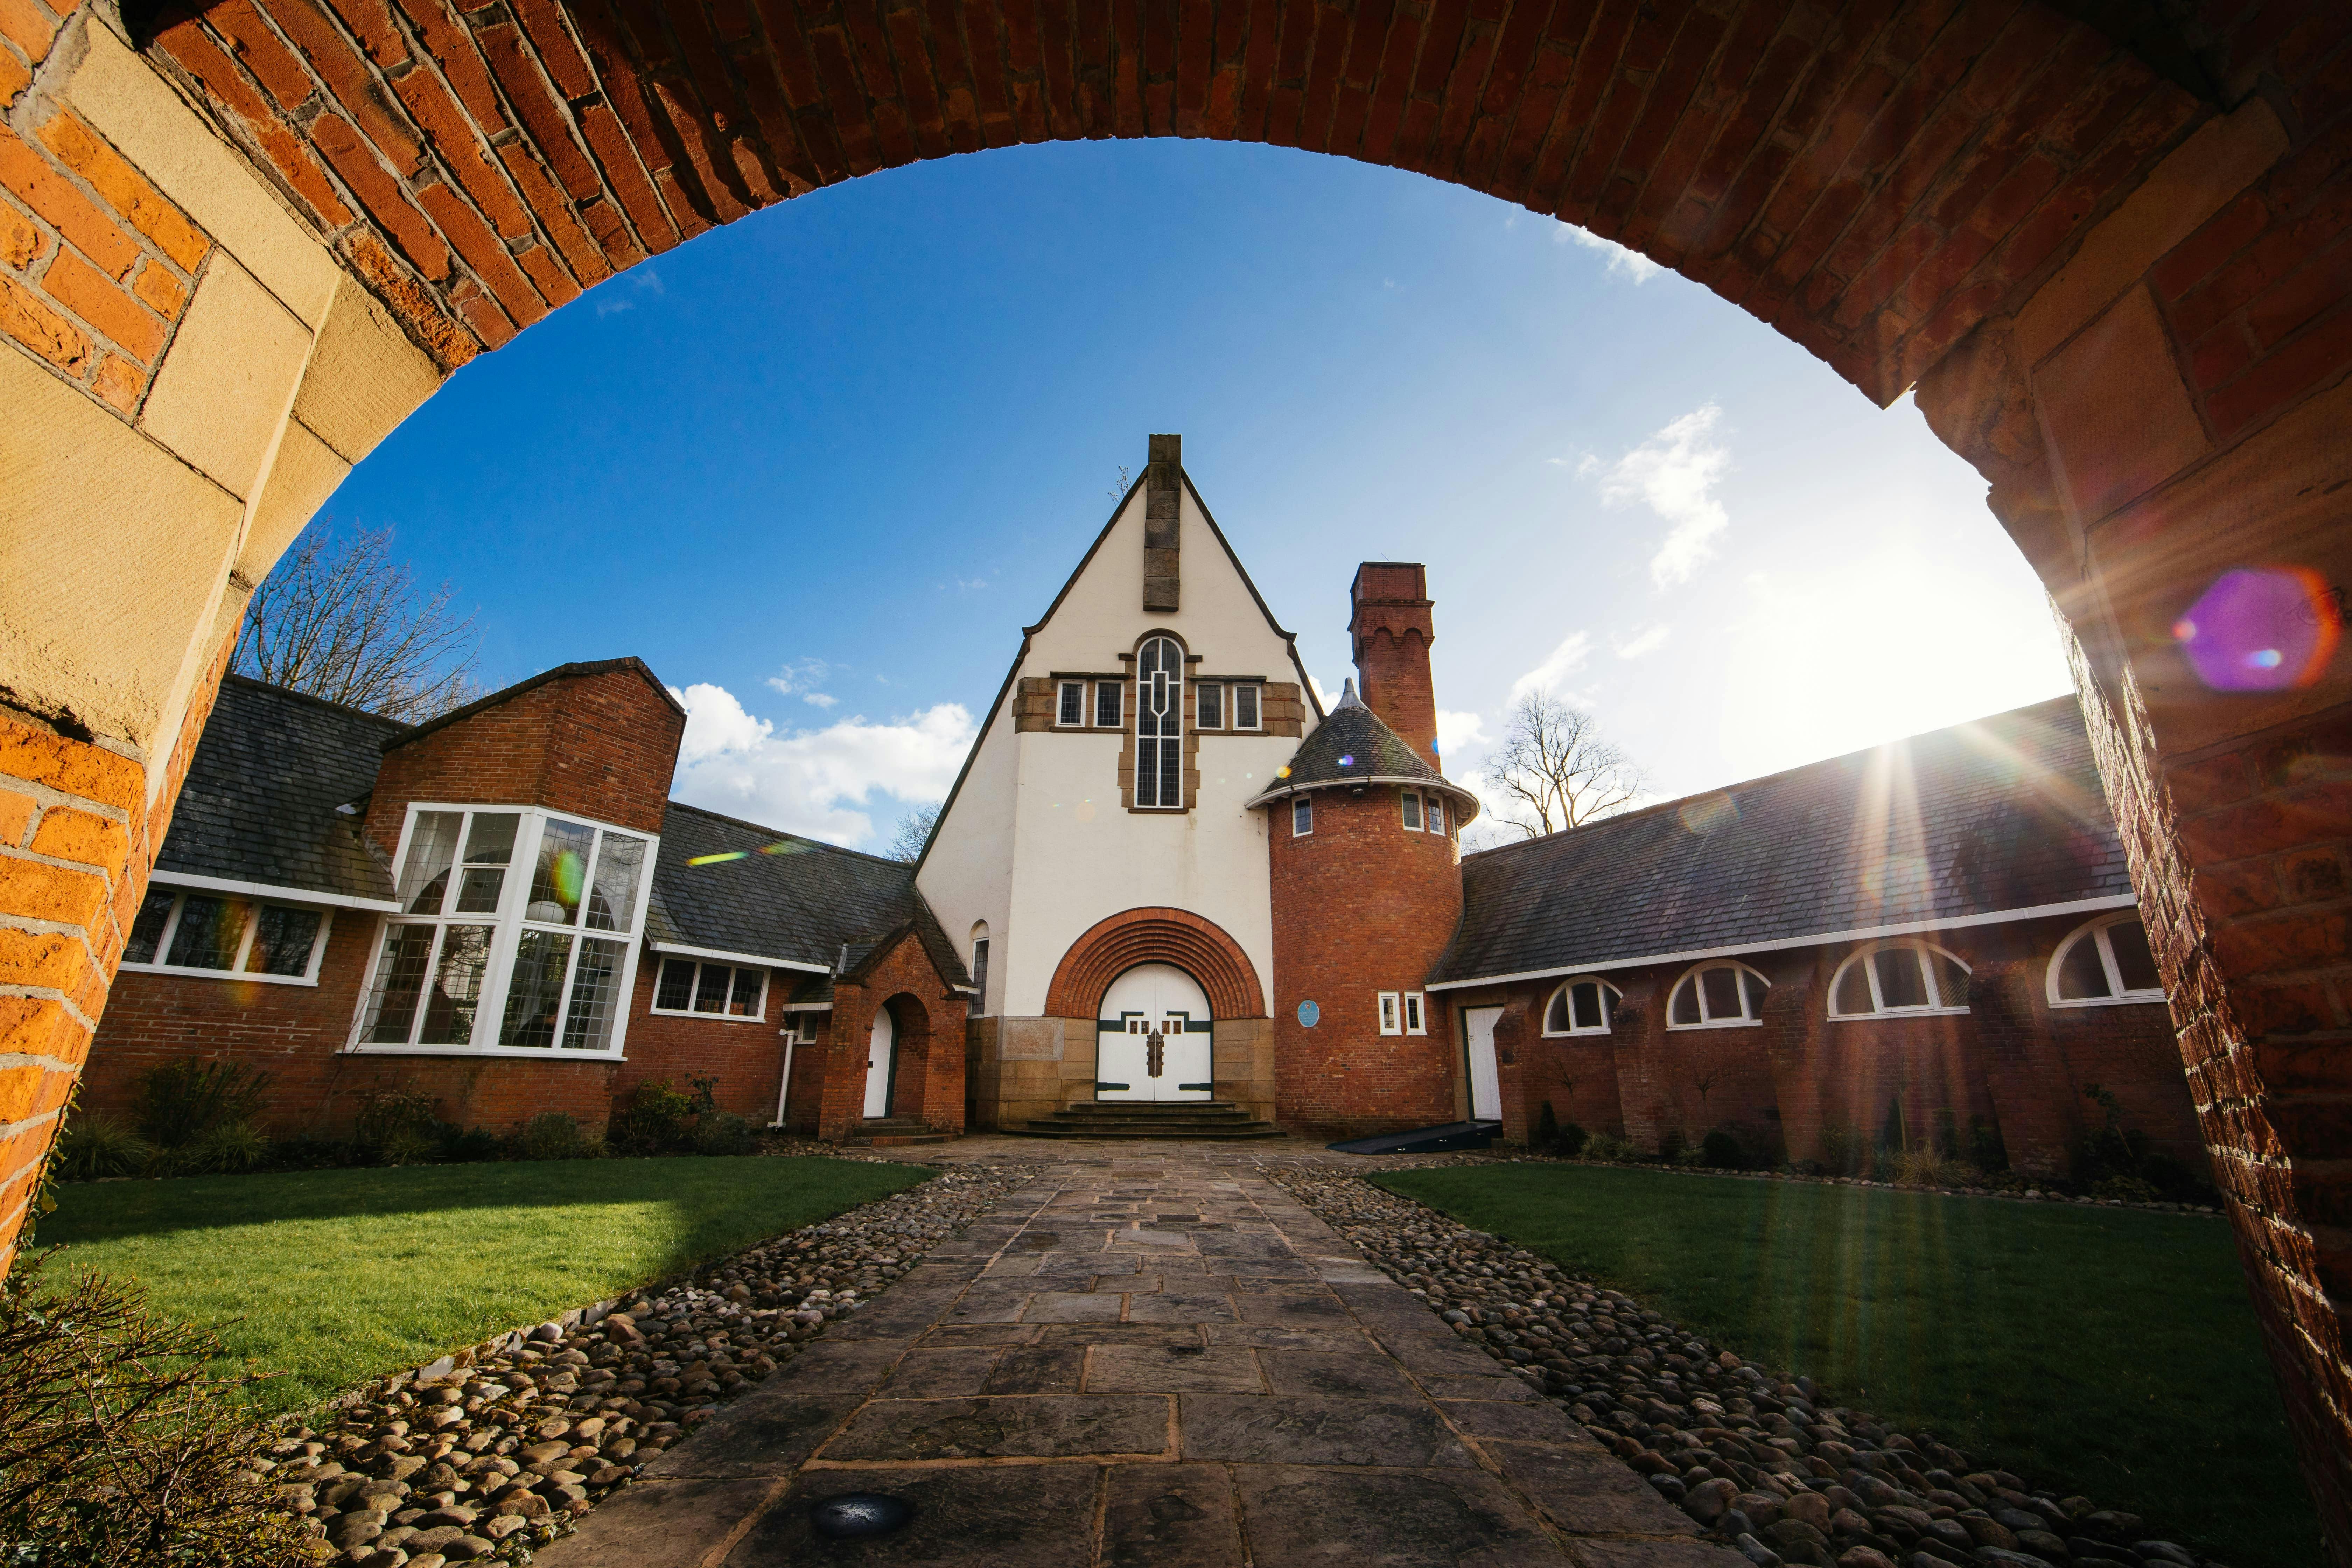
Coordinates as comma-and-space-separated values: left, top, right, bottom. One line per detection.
77, 906, 377, 1133
1269, 784, 1463, 1135
609, 959, 792, 1125
364, 662, 682, 857
1489, 926, 2194, 1176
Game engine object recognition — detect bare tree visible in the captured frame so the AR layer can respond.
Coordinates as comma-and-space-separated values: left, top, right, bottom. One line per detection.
1480, 691, 1647, 840
887, 803, 940, 862
232, 523, 482, 722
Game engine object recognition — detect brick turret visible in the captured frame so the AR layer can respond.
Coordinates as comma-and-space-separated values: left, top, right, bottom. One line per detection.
1349, 562, 1438, 768
1260, 681, 1473, 1138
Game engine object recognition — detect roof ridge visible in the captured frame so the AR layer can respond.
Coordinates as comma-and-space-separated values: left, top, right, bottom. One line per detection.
388, 657, 684, 751
664, 798, 915, 871
1460, 692, 2085, 861
219, 672, 414, 733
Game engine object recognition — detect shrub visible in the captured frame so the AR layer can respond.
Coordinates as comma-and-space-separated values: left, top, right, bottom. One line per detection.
692, 1111, 757, 1157
267, 1136, 359, 1171
133, 1060, 270, 1156
51, 1114, 150, 1182
2092, 1175, 2162, 1203
1815, 1121, 1861, 1176
610, 1080, 696, 1155
1552, 1121, 1588, 1158
521, 1113, 597, 1161
184, 1121, 270, 1176
1535, 1101, 1559, 1148
0, 1262, 323, 1566
1582, 1134, 1634, 1163
2140, 1152, 2214, 1204
1701, 1128, 1745, 1169
351, 1083, 437, 1163
1968, 1115, 2009, 1175
438, 1125, 503, 1163
1890, 1149, 1973, 1189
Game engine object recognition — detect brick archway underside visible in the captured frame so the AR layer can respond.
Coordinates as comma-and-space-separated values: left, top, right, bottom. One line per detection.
1046, 906, 1266, 1020
143, 0, 2224, 400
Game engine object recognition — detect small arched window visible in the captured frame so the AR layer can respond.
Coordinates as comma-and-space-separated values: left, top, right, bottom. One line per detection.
2049, 912, 2165, 1006
1542, 977, 1620, 1036
1667, 962, 1769, 1029
1828, 941, 1970, 1019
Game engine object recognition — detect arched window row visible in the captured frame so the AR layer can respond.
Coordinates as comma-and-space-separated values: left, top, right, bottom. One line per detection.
1667, 962, 1769, 1029
2049, 913, 2165, 1007
1542, 976, 1620, 1036
1828, 941, 1971, 1019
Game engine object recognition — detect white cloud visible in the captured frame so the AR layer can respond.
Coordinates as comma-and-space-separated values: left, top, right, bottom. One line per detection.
667, 682, 977, 849
765, 658, 838, 708
1584, 404, 1733, 588
1308, 673, 1337, 712
1509, 631, 1591, 703
800, 692, 838, 709
1558, 224, 1663, 283
1436, 710, 1488, 759
1615, 623, 1672, 659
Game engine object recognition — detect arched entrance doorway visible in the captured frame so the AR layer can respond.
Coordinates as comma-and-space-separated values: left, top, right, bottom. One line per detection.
1096, 963, 1212, 1102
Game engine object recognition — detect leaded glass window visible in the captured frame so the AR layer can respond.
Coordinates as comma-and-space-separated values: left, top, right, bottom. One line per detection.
1134, 636, 1184, 810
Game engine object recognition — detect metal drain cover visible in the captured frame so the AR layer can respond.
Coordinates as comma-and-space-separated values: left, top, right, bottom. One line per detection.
811, 1492, 917, 1539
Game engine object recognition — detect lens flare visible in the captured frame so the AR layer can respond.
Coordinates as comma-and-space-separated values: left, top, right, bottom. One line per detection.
1275, 766, 1290, 779
2175, 567, 2341, 692
758, 841, 808, 856
687, 850, 748, 866
553, 849, 585, 901
1337, 754, 1356, 768
1677, 793, 1737, 834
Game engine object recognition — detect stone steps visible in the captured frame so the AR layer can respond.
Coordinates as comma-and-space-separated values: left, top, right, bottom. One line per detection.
1016, 1100, 1286, 1140
841, 1117, 954, 1146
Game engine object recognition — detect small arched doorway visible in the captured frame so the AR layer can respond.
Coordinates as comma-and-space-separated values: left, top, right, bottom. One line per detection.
863, 1002, 898, 1118
1097, 964, 1212, 1103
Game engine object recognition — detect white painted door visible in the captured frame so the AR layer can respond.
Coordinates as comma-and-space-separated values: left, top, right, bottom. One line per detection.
1464, 1006, 1503, 1121
1096, 964, 1213, 1102
863, 1006, 895, 1118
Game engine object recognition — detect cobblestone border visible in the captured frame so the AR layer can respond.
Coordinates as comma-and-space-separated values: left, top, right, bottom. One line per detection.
255, 1160, 1045, 1568
1272, 1164, 2229, 1568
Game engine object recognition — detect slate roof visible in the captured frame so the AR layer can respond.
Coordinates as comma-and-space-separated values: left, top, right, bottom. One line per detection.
1432, 696, 2132, 985
646, 803, 969, 987
1257, 682, 1478, 812
155, 676, 406, 903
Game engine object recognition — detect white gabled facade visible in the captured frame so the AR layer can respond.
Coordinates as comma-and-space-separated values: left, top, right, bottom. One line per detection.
915, 444, 1320, 1023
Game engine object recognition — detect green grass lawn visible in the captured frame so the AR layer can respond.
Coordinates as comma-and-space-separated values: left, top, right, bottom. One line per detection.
1377, 1163, 2318, 1568
33, 1155, 929, 1413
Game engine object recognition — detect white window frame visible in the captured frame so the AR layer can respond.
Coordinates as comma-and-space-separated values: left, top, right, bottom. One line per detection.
777, 1005, 830, 1043
1666, 960, 1770, 1030
1056, 680, 1086, 728
1197, 681, 1224, 730
2048, 913, 2168, 1008
970, 926, 990, 1014
1428, 796, 1445, 837
1094, 679, 1123, 730
1401, 791, 1423, 831
120, 884, 335, 986
1133, 635, 1185, 811
1403, 992, 1427, 1034
1292, 797, 1314, 836
1377, 991, 1402, 1035
349, 803, 658, 1059
649, 956, 770, 1022
1827, 940, 1972, 1020
1233, 683, 1262, 731
1541, 975, 1621, 1037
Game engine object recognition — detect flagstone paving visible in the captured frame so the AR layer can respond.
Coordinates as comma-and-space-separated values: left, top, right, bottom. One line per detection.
538, 1146, 1733, 1566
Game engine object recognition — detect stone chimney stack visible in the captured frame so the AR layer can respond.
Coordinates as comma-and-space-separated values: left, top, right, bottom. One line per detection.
1143, 434, 1181, 612
1348, 562, 1438, 767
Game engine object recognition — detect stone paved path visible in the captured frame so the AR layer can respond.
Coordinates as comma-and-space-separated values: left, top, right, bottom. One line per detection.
538, 1147, 1735, 1566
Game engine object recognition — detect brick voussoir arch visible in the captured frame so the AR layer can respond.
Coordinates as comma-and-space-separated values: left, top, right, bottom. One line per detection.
1045, 908, 1267, 1022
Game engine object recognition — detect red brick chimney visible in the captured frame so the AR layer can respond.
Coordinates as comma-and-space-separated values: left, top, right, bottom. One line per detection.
1349, 562, 1438, 767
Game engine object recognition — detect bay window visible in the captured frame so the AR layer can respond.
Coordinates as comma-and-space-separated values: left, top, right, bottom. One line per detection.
356, 805, 654, 1057
123, 885, 331, 983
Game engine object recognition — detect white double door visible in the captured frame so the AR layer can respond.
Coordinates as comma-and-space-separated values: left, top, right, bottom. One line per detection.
1096, 964, 1212, 1102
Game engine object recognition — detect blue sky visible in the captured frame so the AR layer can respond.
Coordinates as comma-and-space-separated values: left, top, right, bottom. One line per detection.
323, 138, 2073, 852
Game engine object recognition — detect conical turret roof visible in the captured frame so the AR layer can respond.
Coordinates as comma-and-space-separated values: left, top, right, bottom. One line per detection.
1247, 679, 1478, 819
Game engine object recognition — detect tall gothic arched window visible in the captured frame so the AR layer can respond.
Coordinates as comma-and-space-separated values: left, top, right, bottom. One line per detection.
1135, 636, 1184, 810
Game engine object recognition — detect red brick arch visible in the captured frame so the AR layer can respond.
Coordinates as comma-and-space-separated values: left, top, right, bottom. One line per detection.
141, 0, 2248, 404
1045, 907, 1266, 1021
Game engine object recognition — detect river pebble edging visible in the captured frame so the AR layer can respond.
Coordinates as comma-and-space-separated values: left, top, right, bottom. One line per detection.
1270, 1165, 2233, 1568
255, 1161, 1044, 1568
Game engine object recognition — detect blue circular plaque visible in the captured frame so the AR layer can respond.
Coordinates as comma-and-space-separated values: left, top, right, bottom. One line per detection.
1296, 999, 1320, 1028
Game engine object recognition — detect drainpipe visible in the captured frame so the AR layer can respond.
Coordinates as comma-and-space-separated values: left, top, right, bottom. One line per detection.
771, 1021, 796, 1132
